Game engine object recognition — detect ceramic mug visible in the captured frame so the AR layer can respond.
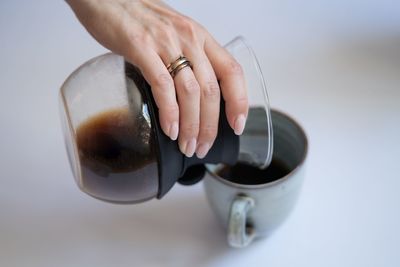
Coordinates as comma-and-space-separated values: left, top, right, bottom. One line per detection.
204, 109, 308, 248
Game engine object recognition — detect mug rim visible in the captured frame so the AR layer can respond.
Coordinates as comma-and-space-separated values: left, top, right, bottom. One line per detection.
205, 109, 308, 189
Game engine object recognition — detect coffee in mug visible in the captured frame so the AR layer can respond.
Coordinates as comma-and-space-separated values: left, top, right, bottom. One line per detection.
204, 109, 308, 248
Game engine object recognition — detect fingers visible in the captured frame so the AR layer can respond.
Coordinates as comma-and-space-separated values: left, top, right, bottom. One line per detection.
129, 36, 247, 161
155, 36, 202, 158
204, 36, 248, 135
185, 49, 220, 159
69, 0, 245, 159
173, 67, 201, 157
130, 49, 180, 141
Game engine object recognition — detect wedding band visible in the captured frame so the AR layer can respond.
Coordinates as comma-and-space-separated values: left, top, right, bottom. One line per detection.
167, 55, 192, 78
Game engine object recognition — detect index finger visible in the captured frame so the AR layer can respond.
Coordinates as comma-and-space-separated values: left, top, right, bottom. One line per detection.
127, 48, 180, 141
204, 36, 248, 135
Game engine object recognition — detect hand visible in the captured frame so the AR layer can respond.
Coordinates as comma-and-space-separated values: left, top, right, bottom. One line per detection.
67, 0, 248, 158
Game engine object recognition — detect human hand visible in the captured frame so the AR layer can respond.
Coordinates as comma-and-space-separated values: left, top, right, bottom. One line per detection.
67, 0, 248, 158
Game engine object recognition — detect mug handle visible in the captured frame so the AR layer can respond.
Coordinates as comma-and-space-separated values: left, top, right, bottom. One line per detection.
228, 195, 256, 248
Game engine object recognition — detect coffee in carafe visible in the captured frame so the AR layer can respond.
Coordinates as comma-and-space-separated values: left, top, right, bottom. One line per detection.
59, 37, 273, 204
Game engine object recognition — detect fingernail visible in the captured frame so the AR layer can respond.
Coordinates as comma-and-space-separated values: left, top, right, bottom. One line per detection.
185, 138, 197, 157
169, 122, 179, 141
234, 114, 246, 135
196, 143, 210, 159
179, 140, 187, 155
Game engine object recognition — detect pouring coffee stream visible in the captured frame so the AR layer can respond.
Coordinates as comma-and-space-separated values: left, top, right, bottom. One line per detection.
60, 37, 273, 204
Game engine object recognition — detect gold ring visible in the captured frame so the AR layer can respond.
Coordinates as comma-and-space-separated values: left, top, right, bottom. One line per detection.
167, 55, 192, 78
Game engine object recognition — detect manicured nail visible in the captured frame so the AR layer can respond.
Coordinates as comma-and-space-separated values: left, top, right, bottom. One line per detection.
185, 138, 197, 157
179, 140, 187, 155
234, 114, 246, 135
196, 143, 210, 159
169, 122, 179, 141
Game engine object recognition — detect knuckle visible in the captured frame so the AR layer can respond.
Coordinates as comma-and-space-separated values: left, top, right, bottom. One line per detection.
224, 59, 244, 76
182, 78, 200, 95
127, 30, 149, 47
158, 25, 176, 44
153, 73, 173, 88
176, 16, 199, 41
160, 103, 179, 114
236, 95, 249, 107
200, 123, 218, 140
202, 81, 220, 101
229, 95, 248, 110
182, 122, 200, 136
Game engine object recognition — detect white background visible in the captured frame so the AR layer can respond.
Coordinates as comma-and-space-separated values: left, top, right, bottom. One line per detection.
1, 1, 399, 266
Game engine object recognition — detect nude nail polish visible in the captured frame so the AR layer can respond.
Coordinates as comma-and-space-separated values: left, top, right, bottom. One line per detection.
185, 138, 197, 157
169, 122, 179, 141
196, 143, 210, 159
234, 114, 246, 135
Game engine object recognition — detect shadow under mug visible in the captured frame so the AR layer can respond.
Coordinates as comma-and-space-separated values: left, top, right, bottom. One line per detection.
204, 109, 308, 248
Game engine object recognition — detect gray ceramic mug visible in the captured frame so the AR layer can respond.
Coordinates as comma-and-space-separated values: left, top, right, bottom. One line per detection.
204, 109, 308, 248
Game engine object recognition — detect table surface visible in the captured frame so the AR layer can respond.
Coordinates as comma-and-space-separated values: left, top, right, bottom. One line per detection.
1, 1, 399, 266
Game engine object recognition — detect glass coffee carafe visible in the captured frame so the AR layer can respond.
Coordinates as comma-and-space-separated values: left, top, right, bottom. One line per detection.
59, 36, 273, 204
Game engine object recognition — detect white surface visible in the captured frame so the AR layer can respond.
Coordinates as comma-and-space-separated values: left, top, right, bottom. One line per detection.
1, 1, 399, 266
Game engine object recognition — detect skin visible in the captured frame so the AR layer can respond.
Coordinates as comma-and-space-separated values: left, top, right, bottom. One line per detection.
66, 0, 248, 159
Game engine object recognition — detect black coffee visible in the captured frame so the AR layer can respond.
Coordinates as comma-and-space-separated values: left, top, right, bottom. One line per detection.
217, 159, 291, 185
75, 107, 158, 202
